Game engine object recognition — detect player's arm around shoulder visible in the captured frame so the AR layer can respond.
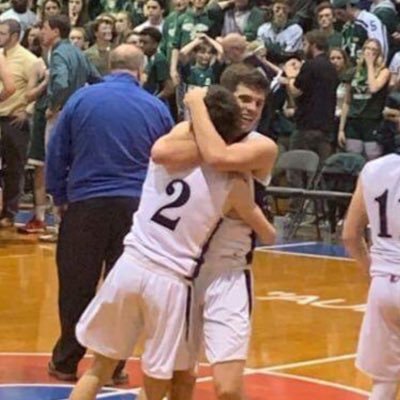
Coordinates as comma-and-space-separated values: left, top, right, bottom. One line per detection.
151, 121, 202, 172
228, 177, 276, 245
211, 135, 278, 177
342, 176, 371, 273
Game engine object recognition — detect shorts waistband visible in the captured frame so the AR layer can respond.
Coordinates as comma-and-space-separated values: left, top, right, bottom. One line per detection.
124, 247, 192, 286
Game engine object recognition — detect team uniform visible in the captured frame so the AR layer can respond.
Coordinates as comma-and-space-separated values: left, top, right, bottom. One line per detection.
356, 153, 400, 380
76, 161, 233, 379
193, 131, 267, 365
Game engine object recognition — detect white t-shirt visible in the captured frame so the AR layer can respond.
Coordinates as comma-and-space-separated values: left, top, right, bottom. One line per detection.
0, 8, 37, 38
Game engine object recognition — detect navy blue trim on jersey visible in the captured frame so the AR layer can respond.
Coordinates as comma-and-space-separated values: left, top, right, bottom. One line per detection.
244, 269, 253, 316
354, 19, 368, 30
185, 286, 192, 341
190, 218, 223, 279
245, 231, 257, 265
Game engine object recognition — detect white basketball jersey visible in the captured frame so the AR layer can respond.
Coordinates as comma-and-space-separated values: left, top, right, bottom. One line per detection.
124, 161, 232, 278
361, 154, 400, 276
202, 131, 269, 271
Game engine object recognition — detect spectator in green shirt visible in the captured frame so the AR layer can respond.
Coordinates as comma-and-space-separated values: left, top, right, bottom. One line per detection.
159, 0, 189, 62
139, 26, 174, 100
169, 0, 215, 86
181, 35, 222, 82
316, 2, 343, 49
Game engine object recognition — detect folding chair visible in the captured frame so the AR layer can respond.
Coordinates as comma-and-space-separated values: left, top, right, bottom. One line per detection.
316, 152, 366, 234
267, 150, 320, 240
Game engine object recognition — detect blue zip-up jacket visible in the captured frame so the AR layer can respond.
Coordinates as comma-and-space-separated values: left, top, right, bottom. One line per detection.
46, 72, 174, 206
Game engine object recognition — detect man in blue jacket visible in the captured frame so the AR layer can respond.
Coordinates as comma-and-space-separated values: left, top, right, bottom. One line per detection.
45, 43, 174, 384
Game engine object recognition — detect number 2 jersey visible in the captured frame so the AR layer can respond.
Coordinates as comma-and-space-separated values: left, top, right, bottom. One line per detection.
123, 160, 233, 278
361, 153, 400, 276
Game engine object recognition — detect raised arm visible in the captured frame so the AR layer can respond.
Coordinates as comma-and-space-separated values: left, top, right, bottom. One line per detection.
151, 121, 202, 172
184, 88, 278, 177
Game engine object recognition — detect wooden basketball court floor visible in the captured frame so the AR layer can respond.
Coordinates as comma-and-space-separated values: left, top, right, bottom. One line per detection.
0, 229, 375, 399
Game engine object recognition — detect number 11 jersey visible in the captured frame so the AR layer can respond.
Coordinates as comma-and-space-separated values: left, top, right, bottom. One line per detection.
362, 153, 400, 276
123, 161, 232, 278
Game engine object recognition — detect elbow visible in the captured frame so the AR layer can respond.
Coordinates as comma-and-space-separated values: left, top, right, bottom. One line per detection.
151, 141, 169, 165
258, 225, 277, 245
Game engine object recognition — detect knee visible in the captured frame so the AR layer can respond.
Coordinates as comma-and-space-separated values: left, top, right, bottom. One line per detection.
214, 379, 242, 400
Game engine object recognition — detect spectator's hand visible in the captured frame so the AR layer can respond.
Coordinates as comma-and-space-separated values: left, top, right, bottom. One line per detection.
10, 110, 28, 128
392, 31, 400, 43
184, 87, 208, 108
195, 32, 207, 40
283, 58, 301, 78
364, 49, 375, 66
338, 130, 346, 148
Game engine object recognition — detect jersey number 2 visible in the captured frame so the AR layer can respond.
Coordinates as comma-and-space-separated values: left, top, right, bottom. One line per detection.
375, 189, 392, 238
151, 179, 191, 231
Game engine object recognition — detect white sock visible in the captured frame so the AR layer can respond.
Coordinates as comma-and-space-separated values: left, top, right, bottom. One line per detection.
370, 381, 399, 400
35, 205, 47, 222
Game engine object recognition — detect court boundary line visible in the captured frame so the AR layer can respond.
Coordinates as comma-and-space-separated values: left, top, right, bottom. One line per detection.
256, 241, 318, 250
257, 248, 351, 261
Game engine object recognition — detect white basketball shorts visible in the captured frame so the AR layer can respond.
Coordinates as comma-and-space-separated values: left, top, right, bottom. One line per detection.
76, 251, 192, 380
193, 267, 253, 365
356, 275, 400, 381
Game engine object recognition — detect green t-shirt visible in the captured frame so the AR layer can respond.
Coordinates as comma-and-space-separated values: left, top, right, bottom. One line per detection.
160, 10, 184, 62
181, 63, 220, 88
327, 30, 343, 49
144, 52, 170, 95
172, 9, 215, 49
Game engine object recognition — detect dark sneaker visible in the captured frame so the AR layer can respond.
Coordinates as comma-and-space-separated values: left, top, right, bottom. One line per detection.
48, 361, 77, 382
17, 217, 46, 234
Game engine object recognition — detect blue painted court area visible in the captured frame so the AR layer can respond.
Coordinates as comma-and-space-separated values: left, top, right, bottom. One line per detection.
14, 211, 55, 227
0, 386, 136, 400
259, 242, 349, 258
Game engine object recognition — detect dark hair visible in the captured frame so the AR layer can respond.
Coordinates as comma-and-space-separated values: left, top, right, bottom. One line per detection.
0, 19, 21, 39
193, 41, 215, 54
69, 0, 89, 28
305, 29, 329, 53
220, 63, 270, 95
41, 0, 61, 20
139, 27, 162, 43
145, 0, 165, 8
47, 14, 71, 38
315, 1, 334, 16
204, 85, 242, 144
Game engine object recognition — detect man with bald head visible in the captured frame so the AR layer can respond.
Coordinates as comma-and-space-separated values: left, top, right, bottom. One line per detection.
46, 43, 174, 385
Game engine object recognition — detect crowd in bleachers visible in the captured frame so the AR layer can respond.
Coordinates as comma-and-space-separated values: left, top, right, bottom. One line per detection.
1, 0, 400, 235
